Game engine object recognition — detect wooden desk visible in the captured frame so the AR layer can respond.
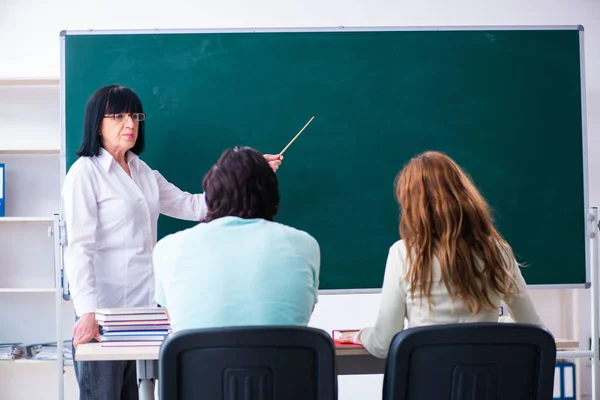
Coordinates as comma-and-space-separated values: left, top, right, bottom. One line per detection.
76, 338, 580, 400
75, 343, 392, 374
76, 343, 389, 399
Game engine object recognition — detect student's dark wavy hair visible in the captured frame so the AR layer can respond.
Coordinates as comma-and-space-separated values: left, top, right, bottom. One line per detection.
76, 85, 145, 157
202, 146, 279, 222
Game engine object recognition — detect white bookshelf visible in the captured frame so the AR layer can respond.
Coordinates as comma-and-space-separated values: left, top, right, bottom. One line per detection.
0, 80, 75, 399
0, 85, 61, 152
2, 359, 75, 366
0, 359, 72, 366
0, 360, 78, 400
5, 359, 59, 364
0, 288, 56, 293
0, 155, 61, 216
0, 77, 59, 86
0, 217, 55, 222
0, 149, 60, 155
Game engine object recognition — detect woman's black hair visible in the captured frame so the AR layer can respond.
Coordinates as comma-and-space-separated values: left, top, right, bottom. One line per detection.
76, 85, 145, 157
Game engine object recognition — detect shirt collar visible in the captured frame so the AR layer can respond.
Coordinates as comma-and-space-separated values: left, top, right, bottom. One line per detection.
98, 147, 140, 172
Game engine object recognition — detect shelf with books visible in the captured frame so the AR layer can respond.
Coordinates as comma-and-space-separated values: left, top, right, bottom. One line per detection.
0, 74, 68, 398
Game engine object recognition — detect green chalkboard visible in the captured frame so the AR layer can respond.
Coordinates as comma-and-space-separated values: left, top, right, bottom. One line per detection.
63, 27, 588, 290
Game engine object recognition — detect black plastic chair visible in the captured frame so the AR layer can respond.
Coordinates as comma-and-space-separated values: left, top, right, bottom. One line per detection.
159, 326, 338, 400
383, 323, 557, 400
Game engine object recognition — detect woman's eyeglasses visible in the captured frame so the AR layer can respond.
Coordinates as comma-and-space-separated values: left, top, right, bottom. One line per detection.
104, 113, 146, 122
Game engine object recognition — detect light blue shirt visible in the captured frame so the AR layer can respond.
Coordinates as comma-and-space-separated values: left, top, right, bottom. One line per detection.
153, 216, 320, 332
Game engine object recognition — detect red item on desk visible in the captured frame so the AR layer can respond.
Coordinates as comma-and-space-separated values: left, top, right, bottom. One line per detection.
332, 329, 363, 348
334, 341, 363, 348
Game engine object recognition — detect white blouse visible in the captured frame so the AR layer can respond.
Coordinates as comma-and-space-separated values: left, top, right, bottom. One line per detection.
357, 240, 543, 358
62, 148, 207, 316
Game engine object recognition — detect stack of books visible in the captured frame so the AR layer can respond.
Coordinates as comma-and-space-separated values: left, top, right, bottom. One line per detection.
24, 340, 72, 360
0, 341, 72, 360
0, 343, 24, 360
94, 307, 171, 347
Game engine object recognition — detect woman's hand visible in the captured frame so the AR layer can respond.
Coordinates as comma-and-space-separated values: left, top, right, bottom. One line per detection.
73, 312, 100, 347
336, 331, 361, 344
264, 154, 283, 172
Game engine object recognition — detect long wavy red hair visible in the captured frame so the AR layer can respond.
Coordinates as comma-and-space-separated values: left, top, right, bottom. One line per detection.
396, 151, 518, 313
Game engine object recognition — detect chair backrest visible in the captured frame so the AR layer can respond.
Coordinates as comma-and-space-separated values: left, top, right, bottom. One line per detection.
383, 323, 557, 400
159, 326, 337, 400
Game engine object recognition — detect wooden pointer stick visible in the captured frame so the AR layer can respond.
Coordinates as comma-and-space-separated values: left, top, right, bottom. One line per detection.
279, 116, 315, 156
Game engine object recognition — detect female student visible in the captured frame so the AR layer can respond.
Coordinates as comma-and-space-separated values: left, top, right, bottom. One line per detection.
344, 151, 542, 358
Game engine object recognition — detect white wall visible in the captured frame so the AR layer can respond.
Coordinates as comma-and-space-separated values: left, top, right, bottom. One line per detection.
1, 1, 599, 399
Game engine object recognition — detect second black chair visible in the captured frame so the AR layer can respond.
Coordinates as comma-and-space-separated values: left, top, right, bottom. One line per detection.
159, 326, 338, 400
383, 322, 557, 400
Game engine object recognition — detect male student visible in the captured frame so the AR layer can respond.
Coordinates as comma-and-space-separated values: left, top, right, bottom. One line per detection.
153, 146, 320, 330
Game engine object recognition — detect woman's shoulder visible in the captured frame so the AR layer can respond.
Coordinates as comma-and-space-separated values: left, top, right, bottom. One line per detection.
491, 238, 518, 271
67, 155, 94, 170
132, 156, 152, 171
390, 239, 406, 250
389, 239, 407, 258
387, 239, 409, 273
62, 157, 102, 197
63, 156, 98, 183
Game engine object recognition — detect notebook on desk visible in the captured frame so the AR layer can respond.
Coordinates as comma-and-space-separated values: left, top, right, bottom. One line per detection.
94, 307, 164, 315
95, 307, 171, 347
332, 330, 363, 348
100, 341, 164, 347
95, 307, 167, 322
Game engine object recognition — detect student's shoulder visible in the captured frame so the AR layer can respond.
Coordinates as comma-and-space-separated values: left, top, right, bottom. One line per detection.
389, 239, 407, 256
154, 224, 204, 255
153, 232, 178, 258
388, 239, 409, 271
492, 238, 519, 272
272, 222, 319, 251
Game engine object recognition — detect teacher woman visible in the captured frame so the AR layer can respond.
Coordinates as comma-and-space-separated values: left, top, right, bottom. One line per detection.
62, 85, 282, 399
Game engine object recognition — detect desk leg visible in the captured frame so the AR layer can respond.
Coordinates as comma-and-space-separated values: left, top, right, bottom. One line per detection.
136, 360, 158, 400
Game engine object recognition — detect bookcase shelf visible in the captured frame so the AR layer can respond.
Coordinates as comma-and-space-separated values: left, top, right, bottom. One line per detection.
0, 217, 55, 223
0, 71, 69, 398
0, 359, 74, 366
0, 78, 59, 87
0, 149, 60, 155
0, 288, 56, 293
